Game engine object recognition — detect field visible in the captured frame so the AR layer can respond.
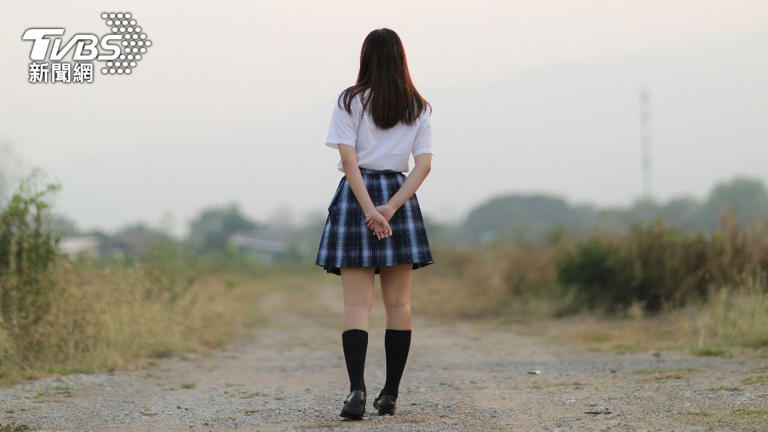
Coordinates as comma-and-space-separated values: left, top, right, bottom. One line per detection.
1, 179, 767, 430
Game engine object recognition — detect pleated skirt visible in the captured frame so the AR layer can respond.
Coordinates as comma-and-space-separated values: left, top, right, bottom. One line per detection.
316, 167, 435, 276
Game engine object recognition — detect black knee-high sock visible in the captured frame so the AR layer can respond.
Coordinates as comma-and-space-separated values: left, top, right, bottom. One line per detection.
382, 329, 411, 398
342, 329, 368, 393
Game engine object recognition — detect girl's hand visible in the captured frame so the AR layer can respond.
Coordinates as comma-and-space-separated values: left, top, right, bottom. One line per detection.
375, 204, 395, 222
365, 204, 395, 231
364, 210, 392, 239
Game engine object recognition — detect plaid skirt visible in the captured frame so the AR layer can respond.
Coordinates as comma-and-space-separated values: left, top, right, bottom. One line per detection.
316, 167, 435, 275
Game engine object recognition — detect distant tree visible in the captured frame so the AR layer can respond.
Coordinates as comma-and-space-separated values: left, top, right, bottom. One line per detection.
188, 204, 260, 252
695, 177, 768, 230
459, 177, 768, 242
463, 194, 598, 242
47, 214, 78, 237
265, 206, 297, 230
660, 197, 700, 229
624, 198, 660, 225
0, 143, 24, 207
114, 223, 171, 257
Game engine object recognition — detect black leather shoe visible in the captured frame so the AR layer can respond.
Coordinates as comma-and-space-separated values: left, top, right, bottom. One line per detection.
339, 389, 366, 420
372, 392, 397, 415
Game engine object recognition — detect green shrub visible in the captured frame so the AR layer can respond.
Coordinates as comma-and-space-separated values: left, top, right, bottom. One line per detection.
556, 236, 631, 310
0, 178, 60, 335
556, 221, 768, 313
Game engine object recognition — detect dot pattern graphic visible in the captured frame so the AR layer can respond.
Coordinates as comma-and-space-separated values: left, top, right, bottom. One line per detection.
100, 12, 150, 76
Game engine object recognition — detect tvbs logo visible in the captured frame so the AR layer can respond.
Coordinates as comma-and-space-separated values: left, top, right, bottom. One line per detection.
22, 12, 152, 84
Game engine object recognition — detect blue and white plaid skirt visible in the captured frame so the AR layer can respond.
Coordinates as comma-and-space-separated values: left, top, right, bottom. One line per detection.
316, 167, 435, 275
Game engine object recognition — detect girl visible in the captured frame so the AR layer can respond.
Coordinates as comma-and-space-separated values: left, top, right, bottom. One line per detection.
315, 28, 435, 420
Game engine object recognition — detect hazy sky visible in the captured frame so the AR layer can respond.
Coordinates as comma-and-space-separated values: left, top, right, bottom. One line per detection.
2, 1, 768, 235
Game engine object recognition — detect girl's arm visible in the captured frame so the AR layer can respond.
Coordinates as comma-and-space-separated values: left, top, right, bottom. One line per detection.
373, 107, 433, 221
338, 145, 392, 238
376, 153, 432, 219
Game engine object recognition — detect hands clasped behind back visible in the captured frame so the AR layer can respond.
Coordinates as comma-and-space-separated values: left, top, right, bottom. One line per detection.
365, 204, 395, 240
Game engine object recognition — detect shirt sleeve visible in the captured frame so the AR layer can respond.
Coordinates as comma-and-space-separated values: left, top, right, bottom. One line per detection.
325, 96, 357, 149
412, 108, 433, 156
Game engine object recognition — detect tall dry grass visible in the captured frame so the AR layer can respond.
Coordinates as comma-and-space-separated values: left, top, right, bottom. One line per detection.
0, 178, 279, 386
414, 218, 768, 354
682, 274, 768, 355
0, 259, 269, 385
413, 241, 571, 320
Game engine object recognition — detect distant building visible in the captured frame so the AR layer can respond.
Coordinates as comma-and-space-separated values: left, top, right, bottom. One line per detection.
228, 230, 291, 264
60, 227, 165, 259
60, 235, 102, 258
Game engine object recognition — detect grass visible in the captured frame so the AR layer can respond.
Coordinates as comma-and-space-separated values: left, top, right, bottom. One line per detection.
681, 407, 768, 425
631, 367, 697, 375
631, 368, 694, 383
732, 408, 768, 418
681, 276, 768, 355
30, 384, 73, 400
0, 424, 32, 432
508, 311, 684, 353
412, 224, 768, 357
706, 386, 742, 392
1, 235, 765, 391
631, 367, 696, 382
0, 262, 313, 387
693, 347, 729, 356
4, 256, 762, 388
424, 269, 768, 358
742, 375, 768, 385
530, 381, 588, 389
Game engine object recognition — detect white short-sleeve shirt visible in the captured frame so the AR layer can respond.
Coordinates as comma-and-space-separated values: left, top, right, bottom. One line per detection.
325, 91, 432, 173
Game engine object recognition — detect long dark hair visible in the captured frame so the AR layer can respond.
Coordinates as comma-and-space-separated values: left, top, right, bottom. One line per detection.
338, 28, 430, 129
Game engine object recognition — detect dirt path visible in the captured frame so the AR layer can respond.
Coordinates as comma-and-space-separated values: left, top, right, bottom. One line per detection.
1, 284, 766, 431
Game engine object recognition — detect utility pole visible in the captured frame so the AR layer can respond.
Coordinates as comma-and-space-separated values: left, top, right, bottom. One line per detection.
640, 88, 652, 200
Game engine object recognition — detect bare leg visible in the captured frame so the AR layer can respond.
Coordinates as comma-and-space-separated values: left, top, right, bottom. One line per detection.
380, 263, 413, 329
341, 266, 375, 330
